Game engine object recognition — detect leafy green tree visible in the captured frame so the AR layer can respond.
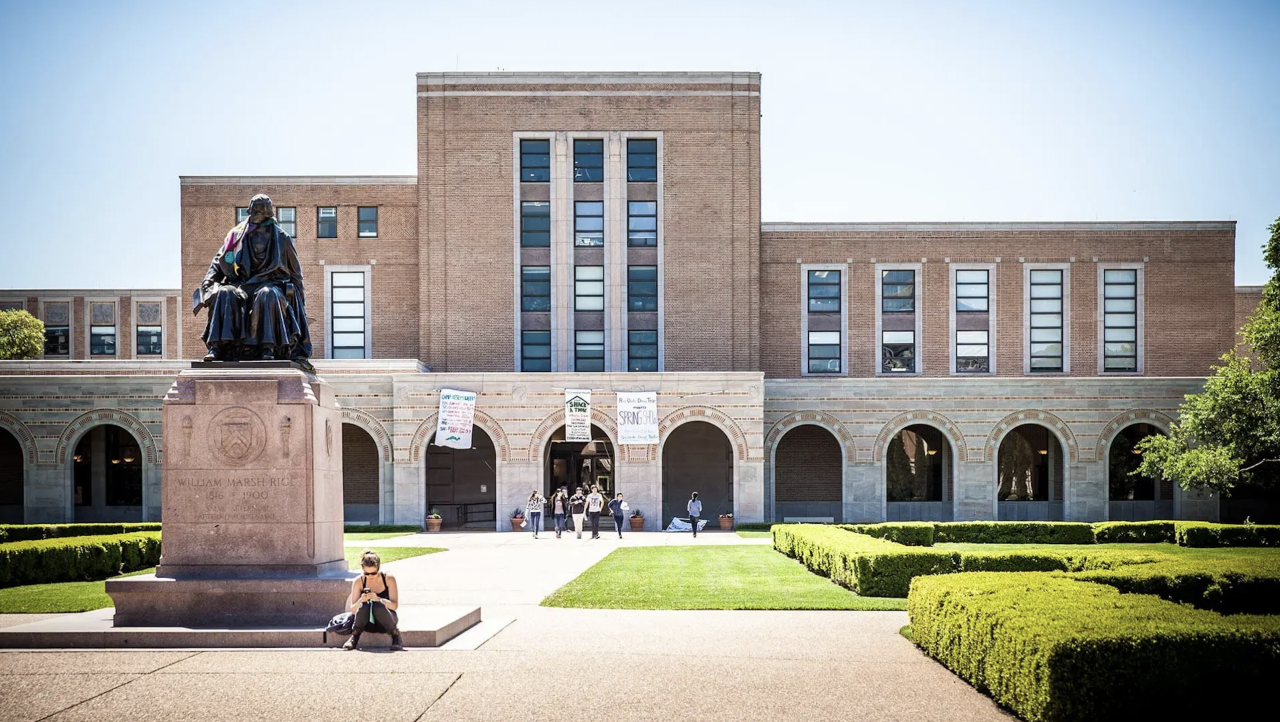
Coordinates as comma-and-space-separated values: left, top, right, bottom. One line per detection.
1138, 217, 1280, 493
0, 310, 44, 360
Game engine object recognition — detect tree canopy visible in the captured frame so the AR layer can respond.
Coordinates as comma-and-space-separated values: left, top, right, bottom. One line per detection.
0, 309, 44, 360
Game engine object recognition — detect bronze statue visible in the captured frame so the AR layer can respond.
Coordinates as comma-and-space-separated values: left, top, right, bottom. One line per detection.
193, 194, 313, 368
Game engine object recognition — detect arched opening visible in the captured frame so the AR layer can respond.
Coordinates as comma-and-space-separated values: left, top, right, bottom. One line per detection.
0, 429, 23, 523
342, 423, 380, 524
997, 424, 1063, 520
1108, 423, 1171, 520
72, 424, 143, 522
662, 421, 733, 528
885, 425, 953, 521
543, 424, 613, 530
426, 429, 497, 529
775, 425, 843, 522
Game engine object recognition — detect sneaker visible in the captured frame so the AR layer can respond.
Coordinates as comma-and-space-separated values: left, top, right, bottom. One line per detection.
343, 635, 359, 651
390, 632, 403, 652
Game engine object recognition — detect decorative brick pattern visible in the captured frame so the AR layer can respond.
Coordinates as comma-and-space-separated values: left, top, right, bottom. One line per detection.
984, 409, 1079, 463
1094, 409, 1174, 462
873, 410, 969, 463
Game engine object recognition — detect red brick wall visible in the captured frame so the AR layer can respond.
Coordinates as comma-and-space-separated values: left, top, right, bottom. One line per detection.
1234, 287, 1264, 357
774, 425, 843, 502
342, 424, 379, 505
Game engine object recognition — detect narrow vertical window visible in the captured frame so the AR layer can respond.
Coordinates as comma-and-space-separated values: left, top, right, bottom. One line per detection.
317, 207, 337, 238
627, 201, 657, 247
956, 331, 989, 373
521, 266, 551, 311
574, 201, 604, 247
573, 139, 604, 182
136, 326, 163, 356
520, 139, 550, 182
357, 207, 378, 238
236, 207, 249, 224
521, 202, 550, 247
881, 270, 915, 312
882, 331, 915, 373
1029, 269, 1064, 372
956, 269, 990, 373
44, 326, 69, 356
574, 266, 604, 311
276, 207, 296, 237
627, 266, 658, 311
627, 139, 657, 182
808, 270, 840, 312
330, 271, 366, 359
1102, 269, 1138, 371
521, 331, 551, 371
808, 332, 841, 374
575, 331, 605, 371
90, 326, 116, 356
628, 330, 658, 371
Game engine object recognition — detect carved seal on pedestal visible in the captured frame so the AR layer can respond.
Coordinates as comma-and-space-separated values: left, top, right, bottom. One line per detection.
209, 406, 267, 467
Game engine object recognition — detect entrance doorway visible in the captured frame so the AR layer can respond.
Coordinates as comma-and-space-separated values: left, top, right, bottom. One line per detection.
662, 421, 733, 528
424, 430, 497, 528
0, 429, 22, 523
72, 424, 143, 522
543, 425, 614, 530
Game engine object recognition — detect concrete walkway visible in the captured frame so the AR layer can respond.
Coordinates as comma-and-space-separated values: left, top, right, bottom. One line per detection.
0, 532, 1013, 721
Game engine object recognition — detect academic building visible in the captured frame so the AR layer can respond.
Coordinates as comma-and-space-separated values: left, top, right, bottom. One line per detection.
0, 72, 1266, 529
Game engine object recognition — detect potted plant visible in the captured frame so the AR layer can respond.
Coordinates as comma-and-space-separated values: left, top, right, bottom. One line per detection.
629, 508, 645, 532
426, 508, 442, 533
510, 507, 525, 532
718, 512, 734, 531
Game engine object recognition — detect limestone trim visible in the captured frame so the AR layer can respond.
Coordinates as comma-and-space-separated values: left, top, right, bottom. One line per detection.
762, 221, 1236, 233
766, 411, 855, 462
984, 409, 1079, 464
409, 410, 510, 464
55, 409, 159, 468
526, 407, 618, 464
658, 406, 749, 463
339, 408, 394, 464
0, 411, 38, 467
1094, 409, 1174, 463
873, 410, 968, 464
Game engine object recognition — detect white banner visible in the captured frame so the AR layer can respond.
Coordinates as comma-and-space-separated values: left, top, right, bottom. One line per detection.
435, 389, 477, 450
565, 389, 592, 442
616, 391, 659, 444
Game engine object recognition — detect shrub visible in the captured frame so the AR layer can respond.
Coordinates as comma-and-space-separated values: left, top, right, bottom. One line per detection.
1175, 521, 1280, 547
1091, 520, 1176, 544
909, 572, 1280, 721
1071, 557, 1280, 615
933, 521, 1096, 545
0, 523, 162, 544
840, 522, 935, 546
341, 524, 422, 534
0, 532, 162, 587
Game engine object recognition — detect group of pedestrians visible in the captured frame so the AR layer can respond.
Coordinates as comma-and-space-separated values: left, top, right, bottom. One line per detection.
525, 485, 631, 539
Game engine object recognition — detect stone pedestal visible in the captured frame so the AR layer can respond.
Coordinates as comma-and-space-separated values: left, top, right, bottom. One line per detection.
107, 364, 354, 627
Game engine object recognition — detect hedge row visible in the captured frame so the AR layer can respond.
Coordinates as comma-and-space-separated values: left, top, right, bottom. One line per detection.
840, 522, 935, 546
1071, 558, 1280, 615
0, 523, 162, 544
1175, 521, 1280, 547
773, 524, 1152, 597
0, 532, 162, 587
827, 520, 1172, 547
908, 572, 1280, 721
1091, 520, 1176, 544
342, 524, 422, 534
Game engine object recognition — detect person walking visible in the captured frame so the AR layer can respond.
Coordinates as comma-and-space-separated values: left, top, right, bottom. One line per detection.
551, 488, 568, 539
608, 492, 629, 538
526, 490, 545, 539
688, 491, 702, 538
585, 485, 605, 539
569, 487, 587, 539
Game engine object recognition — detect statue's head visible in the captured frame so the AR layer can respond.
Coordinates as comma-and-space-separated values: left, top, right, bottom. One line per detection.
247, 194, 275, 223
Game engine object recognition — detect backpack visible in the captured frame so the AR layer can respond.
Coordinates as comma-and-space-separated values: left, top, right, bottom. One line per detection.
326, 612, 355, 636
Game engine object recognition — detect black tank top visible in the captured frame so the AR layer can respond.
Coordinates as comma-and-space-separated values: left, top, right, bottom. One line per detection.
363, 572, 390, 600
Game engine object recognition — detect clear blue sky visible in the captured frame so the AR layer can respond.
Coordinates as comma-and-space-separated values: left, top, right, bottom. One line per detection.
1, 0, 1277, 288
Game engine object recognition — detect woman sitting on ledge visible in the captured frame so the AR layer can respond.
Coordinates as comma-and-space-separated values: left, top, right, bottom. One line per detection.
344, 550, 402, 651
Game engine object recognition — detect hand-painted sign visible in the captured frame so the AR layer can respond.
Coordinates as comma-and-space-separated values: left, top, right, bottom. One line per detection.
616, 391, 659, 444
565, 389, 592, 443
435, 389, 477, 450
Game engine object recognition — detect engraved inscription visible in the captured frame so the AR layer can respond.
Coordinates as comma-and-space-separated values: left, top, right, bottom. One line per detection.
166, 474, 301, 523
208, 406, 267, 467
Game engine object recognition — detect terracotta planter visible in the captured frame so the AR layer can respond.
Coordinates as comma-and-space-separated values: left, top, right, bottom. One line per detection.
718, 517, 734, 531
629, 517, 645, 531
510, 517, 525, 531
426, 518, 442, 532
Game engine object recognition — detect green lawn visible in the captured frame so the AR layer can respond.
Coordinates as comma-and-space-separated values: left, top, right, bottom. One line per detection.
344, 532, 419, 542
0, 546, 445, 614
542, 545, 906, 610
736, 531, 772, 539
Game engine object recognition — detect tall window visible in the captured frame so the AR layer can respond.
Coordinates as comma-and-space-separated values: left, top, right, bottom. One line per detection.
628, 330, 658, 371
521, 202, 550, 247
136, 326, 163, 356
357, 207, 378, 238
521, 331, 551, 371
956, 270, 989, 311
90, 326, 116, 356
882, 332, 914, 373
628, 266, 658, 311
330, 271, 366, 359
574, 266, 604, 311
276, 207, 296, 237
520, 139, 550, 182
44, 326, 69, 356
627, 139, 657, 182
574, 139, 604, 182
881, 270, 915, 312
627, 201, 657, 247
956, 331, 989, 373
574, 201, 604, 247
521, 266, 551, 312
317, 207, 337, 238
1103, 269, 1138, 372
575, 330, 605, 371
808, 332, 841, 374
956, 269, 990, 373
1029, 269, 1064, 372
808, 270, 840, 312
236, 207, 249, 224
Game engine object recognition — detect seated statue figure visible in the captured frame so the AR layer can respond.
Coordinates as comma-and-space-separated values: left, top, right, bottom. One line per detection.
192, 194, 313, 367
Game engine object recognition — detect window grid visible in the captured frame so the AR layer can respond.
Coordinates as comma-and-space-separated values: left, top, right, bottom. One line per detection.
575, 330, 605, 371
44, 326, 69, 356
1102, 269, 1138, 372
628, 266, 658, 312
1029, 269, 1064, 372
276, 207, 296, 237
882, 331, 915, 373
317, 207, 337, 238
521, 266, 551, 312
573, 139, 604, 182
521, 202, 551, 247
330, 271, 366, 359
574, 201, 604, 247
956, 330, 989, 374
955, 269, 990, 373
882, 270, 915, 312
136, 326, 163, 356
574, 266, 604, 311
627, 201, 657, 247
357, 207, 378, 238
520, 139, 551, 182
90, 326, 116, 356
521, 331, 551, 372
808, 270, 840, 313
627, 139, 657, 182
628, 330, 658, 371
808, 331, 841, 374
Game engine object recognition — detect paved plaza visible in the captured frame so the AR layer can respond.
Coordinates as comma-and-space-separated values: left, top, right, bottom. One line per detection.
0, 533, 1010, 721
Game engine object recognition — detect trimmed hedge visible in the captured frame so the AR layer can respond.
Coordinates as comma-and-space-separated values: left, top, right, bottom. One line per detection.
1072, 558, 1280, 615
735, 522, 784, 532
1091, 520, 1175, 544
1175, 521, 1280, 548
0, 523, 161, 544
908, 572, 1280, 721
342, 524, 422, 534
0, 532, 162, 587
840, 522, 934, 546
933, 521, 1096, 545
